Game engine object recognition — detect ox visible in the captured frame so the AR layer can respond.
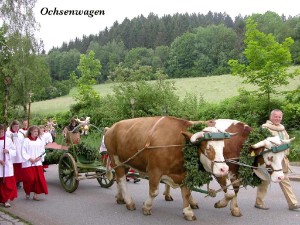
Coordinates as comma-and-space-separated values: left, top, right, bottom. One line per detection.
104, 116, 234, 220
163, 119, 293, 217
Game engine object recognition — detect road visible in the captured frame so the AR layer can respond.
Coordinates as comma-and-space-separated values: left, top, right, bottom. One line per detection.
3, 165, 300, 225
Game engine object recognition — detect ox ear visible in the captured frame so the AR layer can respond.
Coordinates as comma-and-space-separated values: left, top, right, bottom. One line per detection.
181, 131, 193, 141
205, 120, 216, 127
249, 146, 264, 157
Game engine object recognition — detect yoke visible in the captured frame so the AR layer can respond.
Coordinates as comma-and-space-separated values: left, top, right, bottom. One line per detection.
198, 132, 231, 142
260, 143, 290, 155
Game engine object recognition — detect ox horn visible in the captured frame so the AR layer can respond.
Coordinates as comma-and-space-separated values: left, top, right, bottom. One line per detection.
229, 132, 238, 137
189, 120, 206, 125
281, 137, 295, 143
189, 120, 216, 127
190, 132, 204, 143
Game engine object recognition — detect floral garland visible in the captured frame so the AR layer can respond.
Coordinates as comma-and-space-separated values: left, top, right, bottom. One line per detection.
183, 123, 272, 189
238, 127, 272, 187
183, 123, 213, 189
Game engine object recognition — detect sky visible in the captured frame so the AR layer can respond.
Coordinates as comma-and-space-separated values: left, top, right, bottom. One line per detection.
34, 0, 300, 52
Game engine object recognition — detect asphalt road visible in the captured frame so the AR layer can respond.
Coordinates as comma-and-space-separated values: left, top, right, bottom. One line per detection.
3, 165, 300, 225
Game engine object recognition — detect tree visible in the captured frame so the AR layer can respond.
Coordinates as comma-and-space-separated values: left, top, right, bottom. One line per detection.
168, 24, 237, 77
0, 26, 13, 120
168, 32, 197, 77
228, 18, 297, 107
0, 0, 52, 113
70, 51, 101, 104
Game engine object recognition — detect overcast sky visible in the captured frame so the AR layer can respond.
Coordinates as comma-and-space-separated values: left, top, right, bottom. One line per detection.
34, 0, 299, 52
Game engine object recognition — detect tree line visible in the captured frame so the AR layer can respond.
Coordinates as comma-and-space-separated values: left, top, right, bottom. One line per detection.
48, 11, 300, 83
0, 0, 300, 119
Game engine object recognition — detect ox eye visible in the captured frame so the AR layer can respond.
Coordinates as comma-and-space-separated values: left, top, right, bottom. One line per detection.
267, 156, 273, 162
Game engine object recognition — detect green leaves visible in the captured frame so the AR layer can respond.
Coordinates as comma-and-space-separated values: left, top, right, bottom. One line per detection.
183, 144, 212, 189
72, 51, 101, 104
238, 127, 271, 187
229, 18, 297, 105
183, 124, 212, 189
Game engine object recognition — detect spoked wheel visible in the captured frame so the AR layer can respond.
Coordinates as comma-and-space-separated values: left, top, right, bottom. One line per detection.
58, 153, 79, 193
96, 171, 115, 188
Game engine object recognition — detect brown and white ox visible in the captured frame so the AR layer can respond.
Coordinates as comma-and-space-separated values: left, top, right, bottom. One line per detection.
163, 119, 293, 217
104, 116, 234, 221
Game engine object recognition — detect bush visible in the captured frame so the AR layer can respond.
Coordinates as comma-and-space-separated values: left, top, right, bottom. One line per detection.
197, 89, 282, 127
282, 87, 300, 130
288, 130, 300, 162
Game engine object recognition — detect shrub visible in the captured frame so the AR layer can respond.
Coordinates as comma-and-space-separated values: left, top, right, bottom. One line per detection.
197, 89, 282, 127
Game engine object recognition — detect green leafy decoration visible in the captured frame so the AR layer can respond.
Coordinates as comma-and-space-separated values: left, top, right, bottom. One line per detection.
238, 127, 272, 187
183, 123, 212, 189
70, 143, 100, 163
44, 149, 65, 165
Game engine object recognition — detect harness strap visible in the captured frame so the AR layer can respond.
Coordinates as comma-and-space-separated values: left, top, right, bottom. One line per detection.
144, 117, 165, 148
112, 117, 169, 170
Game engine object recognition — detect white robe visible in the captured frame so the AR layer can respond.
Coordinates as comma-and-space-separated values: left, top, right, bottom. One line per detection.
6, 130, 25, 163
18, 128, 28, 137
41, 132, 53, 145
21, 138, 45, 168
0, 137, 17, 177
99, 135, 107, 153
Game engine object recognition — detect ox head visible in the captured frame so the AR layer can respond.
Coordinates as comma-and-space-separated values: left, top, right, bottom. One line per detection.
250, 136, 294, 183
189, 127, 236, 177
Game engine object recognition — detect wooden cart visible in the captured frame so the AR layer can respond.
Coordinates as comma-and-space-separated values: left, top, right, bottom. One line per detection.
45, 142, 115, 193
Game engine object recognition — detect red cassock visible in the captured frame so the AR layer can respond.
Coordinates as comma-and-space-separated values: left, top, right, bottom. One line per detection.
13, 163, 23, 182
22, 166, 48, 195
0, 176, 18, 203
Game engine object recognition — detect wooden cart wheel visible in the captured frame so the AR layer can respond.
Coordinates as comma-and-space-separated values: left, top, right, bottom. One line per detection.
96, 171, 115, 188
58, 153, 79, 193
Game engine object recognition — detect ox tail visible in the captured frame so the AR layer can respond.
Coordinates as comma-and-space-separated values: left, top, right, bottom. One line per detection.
189, 120, 216, 127
104, 126, 110, 132
105, 157, 114, 180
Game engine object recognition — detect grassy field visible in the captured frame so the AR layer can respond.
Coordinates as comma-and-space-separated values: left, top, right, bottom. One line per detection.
31, 69, 300, 115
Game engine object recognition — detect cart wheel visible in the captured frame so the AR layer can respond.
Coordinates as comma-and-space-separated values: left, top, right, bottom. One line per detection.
96, 171, 115, 188
58, 153, 79, 193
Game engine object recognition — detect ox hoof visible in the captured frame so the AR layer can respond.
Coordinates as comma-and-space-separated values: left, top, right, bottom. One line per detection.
142, 206, 152, 215
116, 199, 126, 204
165, 195, 173, 201
126, 203, 136, 211
231, 209, 242, 217
184, 215, 197, 221
214, 201, 227, 208
190, 203, 199, 209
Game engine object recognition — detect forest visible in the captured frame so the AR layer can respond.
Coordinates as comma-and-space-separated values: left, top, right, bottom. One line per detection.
0, 1, 300, 123
48, 11, 300, 82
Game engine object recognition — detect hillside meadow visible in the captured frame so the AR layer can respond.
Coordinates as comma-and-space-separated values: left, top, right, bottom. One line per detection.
31, 72, 300, 115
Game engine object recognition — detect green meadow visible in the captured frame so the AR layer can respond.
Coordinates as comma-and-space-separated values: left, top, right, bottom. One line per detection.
31, 71, 300, 115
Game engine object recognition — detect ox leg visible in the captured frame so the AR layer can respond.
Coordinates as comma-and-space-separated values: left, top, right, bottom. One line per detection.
142, 174, 161, 216
163, 185, 198, 209
115, 180, 125, 204
229, 178, 242, 217
181, 186, 196, 221
230, 194, 242, 217
114, 167, 136, 210
189, 193, 199, 209
163, 184, 173, 201
214, 176, 235, 209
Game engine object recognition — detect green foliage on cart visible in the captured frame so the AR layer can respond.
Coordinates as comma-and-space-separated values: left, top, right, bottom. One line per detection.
44, 149, 65, 165
69, 142, 101, 164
